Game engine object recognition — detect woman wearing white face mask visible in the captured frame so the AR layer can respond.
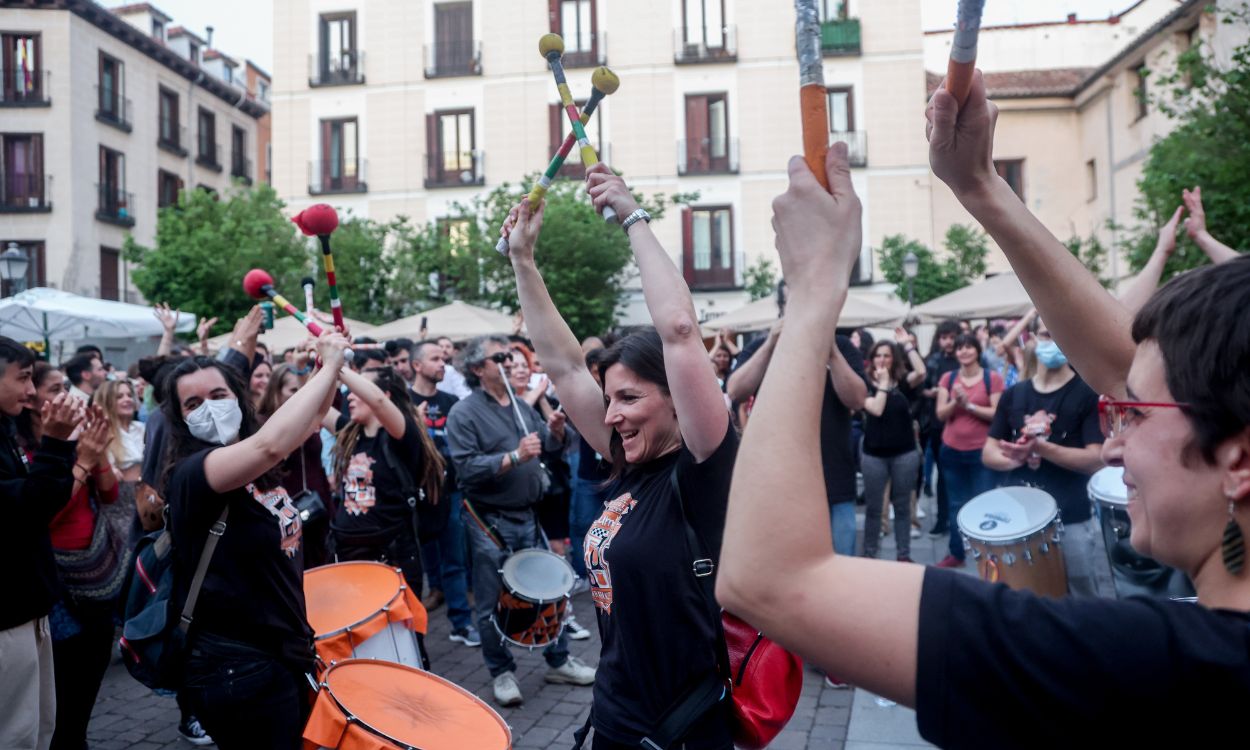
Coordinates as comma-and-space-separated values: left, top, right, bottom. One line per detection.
159, 332, 350, 750
982, 321, 1107, 595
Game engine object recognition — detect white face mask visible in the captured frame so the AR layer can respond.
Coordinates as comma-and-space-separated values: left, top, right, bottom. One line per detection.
185, 398, 243, 445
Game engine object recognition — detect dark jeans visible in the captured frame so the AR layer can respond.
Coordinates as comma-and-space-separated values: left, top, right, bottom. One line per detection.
569, 476, 608, 578
418, 490, 473, 630
332, 522, 424, 599
50, 600, 115, 750
925, 428, 949, 531
939, 444, 995, 560
463, 505, 569, 677
181, 633, 310, 750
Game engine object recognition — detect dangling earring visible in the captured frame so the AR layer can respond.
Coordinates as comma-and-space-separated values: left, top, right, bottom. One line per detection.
1223, 500, 1245, 576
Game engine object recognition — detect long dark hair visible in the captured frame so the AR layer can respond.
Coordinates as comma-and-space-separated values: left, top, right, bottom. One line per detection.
868, 341, 909, 384
332, 366, 445, 504
16, 361, 57, 452
596, 328, 671, 480
160, 356, 279, 495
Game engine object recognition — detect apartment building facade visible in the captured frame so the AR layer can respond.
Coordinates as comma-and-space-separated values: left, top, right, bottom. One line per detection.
0, 0, 269, 301
272, 0, 933, 324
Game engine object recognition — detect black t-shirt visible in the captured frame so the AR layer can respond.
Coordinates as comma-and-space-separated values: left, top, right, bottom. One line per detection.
577, 432, 611, 482
917, 568, 1250, 748
919, 351, 959, 432
412, 389, 459, 486
988, 376, 1102, 523
863, 380, 919, 458
586, 427, 738, 748
735, 334, 865, 505
167, 448, 313, 667
332, 412, 426, 538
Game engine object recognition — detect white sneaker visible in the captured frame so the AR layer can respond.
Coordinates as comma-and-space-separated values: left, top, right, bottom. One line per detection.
570, 577, 591, 596
888, 505, 895, 520
917, 505, 927, 519
910, 527, 922, 539
565, 615, 591, 640
545, 656, 596, 685
493, 672, 523, 706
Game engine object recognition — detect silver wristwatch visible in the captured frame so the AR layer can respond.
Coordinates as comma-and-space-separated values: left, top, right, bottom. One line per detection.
620, 208, 651, 233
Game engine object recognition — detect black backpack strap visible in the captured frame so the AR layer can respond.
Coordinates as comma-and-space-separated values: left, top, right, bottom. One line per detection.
380, 430, 423, 542
178, 506, 228, 634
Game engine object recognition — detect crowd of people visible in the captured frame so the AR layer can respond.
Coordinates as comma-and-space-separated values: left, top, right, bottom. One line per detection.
1, 65, 1247, 750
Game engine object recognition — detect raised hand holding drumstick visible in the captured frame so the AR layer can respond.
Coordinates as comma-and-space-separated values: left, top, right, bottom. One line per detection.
794, 0, 830, 190
291, 204, 345, 330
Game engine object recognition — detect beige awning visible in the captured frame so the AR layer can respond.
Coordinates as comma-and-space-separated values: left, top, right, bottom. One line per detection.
207, 313, 377, 353
912, 273, 1033, 323
704, 291, 907, 334
369, 300, 514, 343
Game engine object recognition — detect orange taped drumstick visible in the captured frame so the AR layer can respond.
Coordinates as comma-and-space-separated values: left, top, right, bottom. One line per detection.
945, 0, 985, 106
794, 0, 829, 190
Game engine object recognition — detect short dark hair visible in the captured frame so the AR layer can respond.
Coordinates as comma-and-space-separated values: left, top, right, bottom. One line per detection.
929, 320, 962, 357
412, 339, 442, 362
385, 338, 414, 357
989, 324, 1007, 338
584, 347, 605, 370
63, 353, 98, 386
0, 336, 35, 377
953, 333, 982, 357
358, 348, 388, 365
75, 344, 103, 358
1133, 255, 1250, 464
597, 328, 670, 479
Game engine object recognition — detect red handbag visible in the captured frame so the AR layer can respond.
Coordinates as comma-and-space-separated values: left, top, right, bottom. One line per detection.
723, 610, 804, 749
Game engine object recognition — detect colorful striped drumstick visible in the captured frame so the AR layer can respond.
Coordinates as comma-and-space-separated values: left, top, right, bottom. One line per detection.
291, 204, 345, 330
539, 33, 617, 224
496, 66, 620, 255
946, 0, 986, 106
243, 269, 325, 336
794, 0, 830, 191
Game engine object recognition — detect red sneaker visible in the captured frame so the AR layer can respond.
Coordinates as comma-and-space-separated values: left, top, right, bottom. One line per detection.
935, 555, 966, 569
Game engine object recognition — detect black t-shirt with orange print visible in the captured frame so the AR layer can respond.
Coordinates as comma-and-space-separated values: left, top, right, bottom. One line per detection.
585, 428, 738, 748
167, 448, 314, 669
332, 412, 426, 539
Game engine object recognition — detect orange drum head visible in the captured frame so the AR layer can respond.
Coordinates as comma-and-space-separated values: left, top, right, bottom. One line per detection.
324, 660, 511, 750
305, 561, 405, 637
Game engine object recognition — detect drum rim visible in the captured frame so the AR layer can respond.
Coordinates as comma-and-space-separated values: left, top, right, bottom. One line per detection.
1088, 466, 1128, 505
490, 606, 568, 650
306, 560, 411, 641
499, 549, 576, 603
320, 658, 512, 749
957, 487, 1059, 542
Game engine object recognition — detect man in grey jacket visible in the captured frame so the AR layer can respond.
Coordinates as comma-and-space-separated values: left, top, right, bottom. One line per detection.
446, 335, 595, 706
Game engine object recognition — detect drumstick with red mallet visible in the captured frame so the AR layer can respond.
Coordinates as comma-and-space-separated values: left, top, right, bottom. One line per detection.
291, 204, 346, 330
946, 0, 986, 106
243, 268, 353, 360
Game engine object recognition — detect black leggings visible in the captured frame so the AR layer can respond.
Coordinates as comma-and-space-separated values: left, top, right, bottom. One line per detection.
50, 600, 116, 750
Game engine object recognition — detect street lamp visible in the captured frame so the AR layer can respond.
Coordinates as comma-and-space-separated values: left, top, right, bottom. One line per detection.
902, 250, 919, 309
0, 242, 30, 296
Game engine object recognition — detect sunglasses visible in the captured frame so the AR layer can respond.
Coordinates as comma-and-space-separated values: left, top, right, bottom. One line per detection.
488, 352, 514, 364
1097, 396, 1189, 438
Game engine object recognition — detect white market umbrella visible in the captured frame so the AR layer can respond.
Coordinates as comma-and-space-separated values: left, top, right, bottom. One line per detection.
913, 273, 1033, 323
0, 287, 195, 345
705, 291, 907, 334
369, 300, 514, 343
207, 313, 378, 353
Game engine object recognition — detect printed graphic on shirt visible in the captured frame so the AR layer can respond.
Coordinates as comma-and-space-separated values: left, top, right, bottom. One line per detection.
424, 404, 448, 436
246, 483, 302, 558
584, 492, 637, 615
342, 453, 377, 515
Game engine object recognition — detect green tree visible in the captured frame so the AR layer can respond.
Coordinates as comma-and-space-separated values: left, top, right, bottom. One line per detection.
1121, 2, 1249, 279
877, 224, 990, 305
743, 257, 778, 301
318, 214, 424, 325
1064, 231, 1111, 288
124, 184, 309, 336
404, 175, 692, 340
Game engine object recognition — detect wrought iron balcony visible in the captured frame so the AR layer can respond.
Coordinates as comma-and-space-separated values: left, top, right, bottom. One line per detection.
96, 184, 135, 227
309, 159, 368, 195
674, 25, 737, 64
1, 70, 51, 107
95, 86, 132, 132
309, 50, 366, 87
0, 173, 52, 213
677, 138, 739, 176
425, 151, 485, 189
821, 18, 861, 56
424, 40, 482, 78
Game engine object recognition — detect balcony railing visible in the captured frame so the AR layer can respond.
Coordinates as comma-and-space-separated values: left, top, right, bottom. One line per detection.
158, 121, 188, 156
96, 183, 135, 227
196, 143, 222, 171
557, 143, 611, 179
562, 32, 607, 68
309, 50, 366, 87
821, 18, 861, 56
309, 159, 368, 195
425, 151, 485, 188
95, 86, 133, 132
0, 173, 52, 213
674, 25, 737, 64
830, 130, 867, 167
677, 138, 739, 176
1, 70, 51, 106
424, 40, 482, 78
232, 155, 253, 184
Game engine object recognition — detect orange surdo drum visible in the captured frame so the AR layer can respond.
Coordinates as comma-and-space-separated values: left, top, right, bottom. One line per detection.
957, 486, 1069, 597
304, 561, 428, 669
303, 659, 512, 750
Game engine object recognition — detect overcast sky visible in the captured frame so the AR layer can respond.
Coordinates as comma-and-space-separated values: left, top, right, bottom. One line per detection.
107, 0, 1139, 74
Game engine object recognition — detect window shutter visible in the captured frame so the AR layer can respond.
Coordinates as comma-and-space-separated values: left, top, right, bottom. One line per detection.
681, 206, 695, 285
425, 113, 439, 181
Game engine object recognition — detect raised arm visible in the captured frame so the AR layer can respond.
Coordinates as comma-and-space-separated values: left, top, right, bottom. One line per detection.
504, 201, 612, 457
203, 332, 348, 493
1120, 206, 1183, 316
928, 72, 1134, 397
339, 366, 405, 439
588, 165, 728, 460
717, 148, 924, 706
1182, 186, 1240, 264
153, 303, 179, 356
196, 316, 218, 356
897, 327, 927, 388
725, 323, 781, 403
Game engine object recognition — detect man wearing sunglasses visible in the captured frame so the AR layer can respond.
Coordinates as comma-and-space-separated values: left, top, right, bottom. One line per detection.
445, 336, 596, 707
982, 320, 1106, 595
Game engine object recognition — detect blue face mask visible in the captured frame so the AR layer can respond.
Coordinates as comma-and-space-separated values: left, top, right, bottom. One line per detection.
1035, 340, 1068, 370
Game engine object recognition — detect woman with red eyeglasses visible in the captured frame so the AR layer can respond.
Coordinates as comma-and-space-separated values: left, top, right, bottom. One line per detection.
716, 73, 1250, 749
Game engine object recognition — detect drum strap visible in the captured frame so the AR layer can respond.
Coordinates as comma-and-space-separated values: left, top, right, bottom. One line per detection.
462, 497, 509, 552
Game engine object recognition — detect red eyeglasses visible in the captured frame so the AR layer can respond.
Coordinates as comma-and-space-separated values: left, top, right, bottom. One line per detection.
1097, 396, 1190, 438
